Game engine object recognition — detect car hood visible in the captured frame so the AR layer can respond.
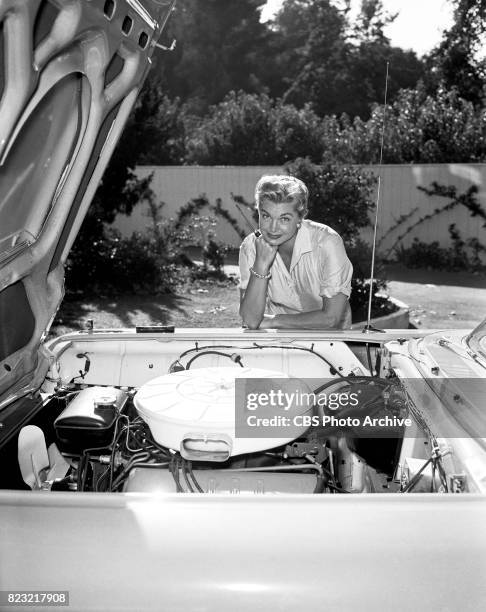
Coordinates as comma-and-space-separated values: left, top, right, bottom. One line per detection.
0, 0, 174, 407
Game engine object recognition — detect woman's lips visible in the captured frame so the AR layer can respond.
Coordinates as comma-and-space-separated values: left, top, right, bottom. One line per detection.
267, 234, 281, 239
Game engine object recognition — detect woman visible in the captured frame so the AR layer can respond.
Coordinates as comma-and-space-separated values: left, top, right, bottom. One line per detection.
239, 175, 353, 329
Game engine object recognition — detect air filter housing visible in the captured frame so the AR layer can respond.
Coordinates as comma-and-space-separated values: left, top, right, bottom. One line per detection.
134, 366, 314, 461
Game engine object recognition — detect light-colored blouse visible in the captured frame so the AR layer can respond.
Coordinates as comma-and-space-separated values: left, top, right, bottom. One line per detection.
239, 220, 353, 328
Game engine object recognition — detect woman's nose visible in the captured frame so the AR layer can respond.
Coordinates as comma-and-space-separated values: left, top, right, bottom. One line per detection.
269, 218, 279, 231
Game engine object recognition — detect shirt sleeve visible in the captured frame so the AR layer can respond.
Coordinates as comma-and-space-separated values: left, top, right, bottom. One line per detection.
238, 235, 255, 291
318, 234, 353, 298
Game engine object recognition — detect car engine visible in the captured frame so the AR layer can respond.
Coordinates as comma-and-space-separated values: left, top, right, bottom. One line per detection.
6, 335, 458, 495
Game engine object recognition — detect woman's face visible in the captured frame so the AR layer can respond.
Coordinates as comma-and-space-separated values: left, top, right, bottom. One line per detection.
258, 199, 301, 247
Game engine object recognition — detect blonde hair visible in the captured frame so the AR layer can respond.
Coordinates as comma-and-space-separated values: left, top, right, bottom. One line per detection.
255, 175, 308, 217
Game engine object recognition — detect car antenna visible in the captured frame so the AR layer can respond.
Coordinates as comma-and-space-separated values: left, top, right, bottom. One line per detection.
234, 200, 257, 233
363, 61, 390, 334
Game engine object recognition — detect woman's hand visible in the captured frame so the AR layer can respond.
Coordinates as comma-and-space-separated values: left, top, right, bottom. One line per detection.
253, 233, 278, 274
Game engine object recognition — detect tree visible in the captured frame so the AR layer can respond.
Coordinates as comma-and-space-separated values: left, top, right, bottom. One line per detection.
425, 0, 486, 105
154, 0, 271, 114
350, 0, 396, 43
272, 0, 424, 118
132, 76, 187, 166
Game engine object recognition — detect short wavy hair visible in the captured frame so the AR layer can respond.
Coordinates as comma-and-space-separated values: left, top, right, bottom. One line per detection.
255, 175, 309, 218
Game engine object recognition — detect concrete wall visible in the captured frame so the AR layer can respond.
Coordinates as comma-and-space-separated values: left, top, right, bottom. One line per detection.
110, 164, 486, 254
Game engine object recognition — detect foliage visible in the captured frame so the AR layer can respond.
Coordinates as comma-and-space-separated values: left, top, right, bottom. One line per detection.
149, 0, 424, 120
285, 158, 377, 241
323, 84, 486, 164
68, 74, 187, 285
350, 0, 397, 43
424, 0, 486, 106
272, 0, 424, 119
186, 91, 327, 164
202, 239, 227, 272
133, 77, 187, 166
66, 190, 191, 296
65, 228, 181, 296
153, 0, 270, 115
395, 225, 486, 272
381, 180, 486, 273
418, 182, 486, 225
380, 182, 486, 258
174, 195, 237, 274
343, 237, 396, 322
186, 92, 277, 164
182, 84, 486, 167
350, 278, 397, 323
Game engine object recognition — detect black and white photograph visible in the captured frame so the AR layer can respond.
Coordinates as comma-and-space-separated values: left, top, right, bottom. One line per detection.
0, 0, 485, 610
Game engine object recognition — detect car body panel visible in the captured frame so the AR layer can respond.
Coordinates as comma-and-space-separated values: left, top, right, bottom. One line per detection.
0, 0, 174, 406
1, 2, 486, 610
1, 491, 486, 611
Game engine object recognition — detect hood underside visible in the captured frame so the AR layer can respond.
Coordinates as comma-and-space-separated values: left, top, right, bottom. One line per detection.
0, 0, 174, 407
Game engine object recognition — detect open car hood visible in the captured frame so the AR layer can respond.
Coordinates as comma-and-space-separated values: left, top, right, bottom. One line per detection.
0, 0, 174, 407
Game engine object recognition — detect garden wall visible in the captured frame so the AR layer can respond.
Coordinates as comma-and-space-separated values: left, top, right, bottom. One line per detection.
110, 164, 486, 254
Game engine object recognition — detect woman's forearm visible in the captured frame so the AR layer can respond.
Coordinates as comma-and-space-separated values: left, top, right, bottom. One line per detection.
267, 310, 341, 329
239, 272, 270, 329
261, 296, 349, 330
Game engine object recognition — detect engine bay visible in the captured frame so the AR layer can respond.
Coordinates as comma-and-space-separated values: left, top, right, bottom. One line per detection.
0, 332, 468, 495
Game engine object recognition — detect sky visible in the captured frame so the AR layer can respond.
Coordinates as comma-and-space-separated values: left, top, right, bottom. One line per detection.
261, 0, 454, 57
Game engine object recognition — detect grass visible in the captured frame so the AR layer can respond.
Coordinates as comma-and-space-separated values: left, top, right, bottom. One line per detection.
50, 265, 486, 337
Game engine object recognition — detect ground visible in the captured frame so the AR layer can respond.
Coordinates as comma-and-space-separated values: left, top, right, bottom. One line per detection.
51, 265, 486, 336
384, 264, 486, 329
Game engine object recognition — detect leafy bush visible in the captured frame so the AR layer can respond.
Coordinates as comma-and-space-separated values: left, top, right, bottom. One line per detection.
186, 92, 277, 165
181, 84, 486, 167
66, 192, 191, 296
174, 195, 238, 277
285, 158, 377, 242
65, 228, 180, 295
350, 278, 397, 323
328, 84, 486, 164
395, 225, 486, 272
203, 239, 227, 271
344, 238, 396, 322
185, 91, 327, 165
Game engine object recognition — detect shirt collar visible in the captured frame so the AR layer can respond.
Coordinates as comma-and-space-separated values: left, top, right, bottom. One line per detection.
290, 221, 312, 271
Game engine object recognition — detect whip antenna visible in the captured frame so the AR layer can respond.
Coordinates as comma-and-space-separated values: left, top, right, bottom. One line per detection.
234, 201, 257, 233
364, 61, 389, 333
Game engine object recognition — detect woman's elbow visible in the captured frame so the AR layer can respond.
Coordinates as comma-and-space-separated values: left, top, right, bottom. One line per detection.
241, 315, 262, 330
239, 308, 262, 330
245, 321, 261, 330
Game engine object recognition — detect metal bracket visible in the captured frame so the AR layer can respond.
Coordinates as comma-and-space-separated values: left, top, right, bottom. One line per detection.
449, 473, 467, 493
155, 39, 176, 51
